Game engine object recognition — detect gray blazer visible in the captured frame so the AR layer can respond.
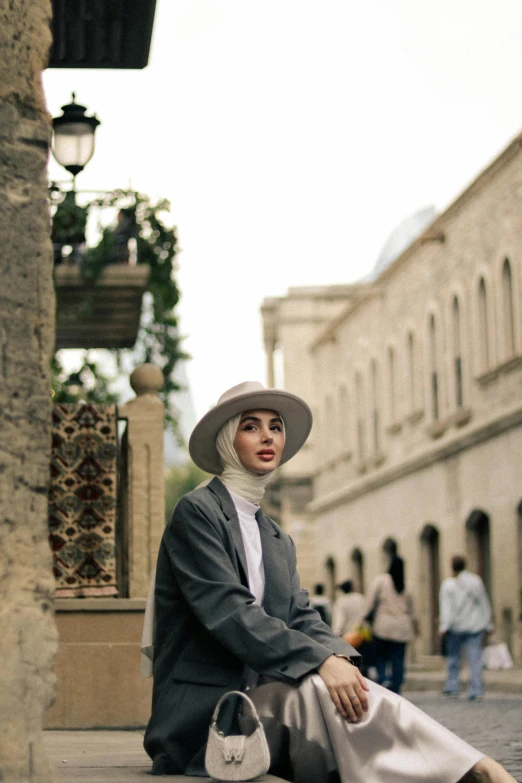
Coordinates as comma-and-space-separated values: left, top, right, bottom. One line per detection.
144, 478, 358, 776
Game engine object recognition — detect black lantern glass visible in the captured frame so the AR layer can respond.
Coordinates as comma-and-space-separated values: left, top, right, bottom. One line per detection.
52, 93, 101, 178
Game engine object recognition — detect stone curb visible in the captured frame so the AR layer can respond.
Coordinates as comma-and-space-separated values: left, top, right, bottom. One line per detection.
403, 667, 522, 694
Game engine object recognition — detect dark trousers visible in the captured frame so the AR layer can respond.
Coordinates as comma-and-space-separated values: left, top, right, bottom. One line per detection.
374, 637, 406, 694
358, 639, 376, 677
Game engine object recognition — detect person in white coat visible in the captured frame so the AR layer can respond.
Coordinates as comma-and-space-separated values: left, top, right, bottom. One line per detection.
332, 580, 366, 637
439, 555, 492, 700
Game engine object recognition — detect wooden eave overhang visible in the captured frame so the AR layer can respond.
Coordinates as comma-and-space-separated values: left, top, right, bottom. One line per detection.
48, 0, 157, 69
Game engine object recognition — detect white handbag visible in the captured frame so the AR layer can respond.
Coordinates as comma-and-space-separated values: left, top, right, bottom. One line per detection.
205, 690, 271, 781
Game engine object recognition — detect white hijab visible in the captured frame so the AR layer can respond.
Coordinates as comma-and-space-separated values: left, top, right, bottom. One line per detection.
216, 413, 282, 505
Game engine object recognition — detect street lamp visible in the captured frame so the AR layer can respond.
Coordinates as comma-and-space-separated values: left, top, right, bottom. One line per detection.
51, 93, 100, 186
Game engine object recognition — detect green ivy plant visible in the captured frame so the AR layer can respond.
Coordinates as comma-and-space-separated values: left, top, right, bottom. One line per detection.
51, 355, 120, 405
51, 188, 187, 427
51, 189, 88, 245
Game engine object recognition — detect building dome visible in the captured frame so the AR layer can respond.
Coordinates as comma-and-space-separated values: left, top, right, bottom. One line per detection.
372, 205, 437, 278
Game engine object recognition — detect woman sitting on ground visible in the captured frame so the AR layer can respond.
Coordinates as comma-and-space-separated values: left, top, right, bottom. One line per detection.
144, 381, 516, 783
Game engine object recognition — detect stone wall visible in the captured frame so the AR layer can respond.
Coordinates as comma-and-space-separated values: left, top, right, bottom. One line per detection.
308, 138, 522, 661
0, 1, 58, 780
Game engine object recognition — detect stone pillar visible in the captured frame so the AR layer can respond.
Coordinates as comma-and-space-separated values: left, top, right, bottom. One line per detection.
261, 298, 278, 388
0, 2, 57, 781
119, 364, 165, 598
265, 339, 276, 388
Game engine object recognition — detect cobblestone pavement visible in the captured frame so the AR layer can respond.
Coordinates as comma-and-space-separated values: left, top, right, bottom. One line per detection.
44, 691, 522, 782
406, 692, 522, 781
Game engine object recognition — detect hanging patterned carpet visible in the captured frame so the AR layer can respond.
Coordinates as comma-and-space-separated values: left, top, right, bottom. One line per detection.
49, 403, 119, 597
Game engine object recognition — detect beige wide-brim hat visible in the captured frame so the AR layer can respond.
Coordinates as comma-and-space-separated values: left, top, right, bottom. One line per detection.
189, 381, 313, 475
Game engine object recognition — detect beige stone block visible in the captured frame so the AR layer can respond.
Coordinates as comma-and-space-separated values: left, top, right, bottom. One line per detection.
54, 609, 145, 645
45, 613, 152, 728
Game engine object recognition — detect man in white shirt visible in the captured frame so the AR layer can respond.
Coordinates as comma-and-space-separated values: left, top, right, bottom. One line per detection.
439, 555, 492, 700
332, 580, 366, 637
309, 583, 332, 627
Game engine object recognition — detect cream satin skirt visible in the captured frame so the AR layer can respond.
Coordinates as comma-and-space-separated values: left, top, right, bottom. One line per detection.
248, 676, 484, 783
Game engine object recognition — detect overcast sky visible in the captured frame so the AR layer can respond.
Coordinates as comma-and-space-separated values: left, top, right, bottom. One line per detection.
44, 0, 522, 422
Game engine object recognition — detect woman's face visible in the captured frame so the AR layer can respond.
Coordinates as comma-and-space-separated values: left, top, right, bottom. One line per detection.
233, 409, 284, 475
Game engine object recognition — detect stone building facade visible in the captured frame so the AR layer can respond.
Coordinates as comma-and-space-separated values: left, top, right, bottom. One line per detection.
262, 133, 522, 664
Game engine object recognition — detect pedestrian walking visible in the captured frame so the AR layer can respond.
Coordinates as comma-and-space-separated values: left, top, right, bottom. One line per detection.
334, 580, 377, 679
332, 580, 366, 637
439, 554, 493, 700
143, 381, 516, 782
363, 554, 419, 694
309, 582, 332, 626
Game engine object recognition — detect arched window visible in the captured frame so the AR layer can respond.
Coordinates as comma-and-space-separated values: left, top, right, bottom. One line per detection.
388, 345, 397, 424
502, 259, 515, 358
517, 502, 522, 644
315, 406, 322, 463
383, 537, 398, 557
351, 548, 364, 593
478, 278, 490, 372
382, 537, 398, 569
355, 372, 366, 464
324, 556, 337, 601
466, 509, 491, 598
420, 525, 440, 654
429, 314, 439, 420
370, 359, 380, 454
325, 394, 333, 455
452, 296, 463, 408
338, 384, 348, 452
407, 330, 416, 414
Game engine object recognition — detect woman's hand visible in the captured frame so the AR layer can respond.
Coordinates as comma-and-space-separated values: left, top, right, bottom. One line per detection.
318, 655, 370, 722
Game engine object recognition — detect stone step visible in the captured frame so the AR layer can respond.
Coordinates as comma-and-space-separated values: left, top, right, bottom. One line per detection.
403, 666, 522, 694
44, 731, 287, 783
409, 654, 446, 671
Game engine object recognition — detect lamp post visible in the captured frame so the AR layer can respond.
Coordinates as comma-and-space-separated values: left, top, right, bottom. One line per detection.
51, 93, 100, 189
51, 94, 101, 263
